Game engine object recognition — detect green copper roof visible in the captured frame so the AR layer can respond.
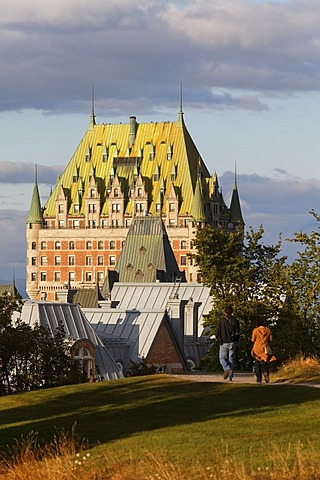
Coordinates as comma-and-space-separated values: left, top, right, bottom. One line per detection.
26, 182, 43, 224
115, 216, 183, 283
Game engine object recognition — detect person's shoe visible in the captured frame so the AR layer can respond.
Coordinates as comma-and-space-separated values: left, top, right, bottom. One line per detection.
223, 368, 232, 380
263, 373, 270, 383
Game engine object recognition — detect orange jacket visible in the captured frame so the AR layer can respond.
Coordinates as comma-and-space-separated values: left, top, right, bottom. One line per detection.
251, 326, 276, 363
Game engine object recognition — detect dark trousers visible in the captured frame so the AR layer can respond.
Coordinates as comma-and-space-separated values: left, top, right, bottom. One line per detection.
254, 359, 269, 382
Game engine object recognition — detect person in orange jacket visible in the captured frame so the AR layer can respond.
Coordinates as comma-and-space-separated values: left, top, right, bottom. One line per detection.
251, 318, 276, 383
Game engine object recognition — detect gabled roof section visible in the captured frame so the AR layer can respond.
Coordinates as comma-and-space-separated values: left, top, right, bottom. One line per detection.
84, 307, 188, 371
115, 216, 183, 282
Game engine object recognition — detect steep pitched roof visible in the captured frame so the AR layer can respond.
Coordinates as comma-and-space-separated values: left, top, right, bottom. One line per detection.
43, 113, 212, 218
230, 182, 244, 225
84, 307, 188, 372
109, 282, 212, 335
115, 216, 183, 282
17, 300, 122, 380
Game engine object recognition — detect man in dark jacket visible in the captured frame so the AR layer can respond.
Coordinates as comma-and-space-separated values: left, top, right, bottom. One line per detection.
215, 305, 240, 381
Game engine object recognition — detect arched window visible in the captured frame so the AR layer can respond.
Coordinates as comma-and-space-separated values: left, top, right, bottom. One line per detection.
86, 241, 92, 250
98, 240, 104, 250
181, 240, 187, 249
31, 242, 36, 250
72, 340, 95, 381
110, 241, 116, 250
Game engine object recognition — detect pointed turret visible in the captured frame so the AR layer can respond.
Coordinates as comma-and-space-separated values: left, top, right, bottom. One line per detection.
191, 160, 206, 222
26, 166, 43, 225
230, 167, 244, 225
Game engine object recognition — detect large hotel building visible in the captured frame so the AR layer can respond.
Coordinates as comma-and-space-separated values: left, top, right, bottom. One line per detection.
26, 103, 243, 301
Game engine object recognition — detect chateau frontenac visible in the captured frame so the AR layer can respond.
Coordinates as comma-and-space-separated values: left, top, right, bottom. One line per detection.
26, 103, 243, 301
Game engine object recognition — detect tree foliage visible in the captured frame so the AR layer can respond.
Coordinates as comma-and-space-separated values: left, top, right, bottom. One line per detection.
192, 224, 302, 370
0, 294, 83, 395
286, 210, 320, 354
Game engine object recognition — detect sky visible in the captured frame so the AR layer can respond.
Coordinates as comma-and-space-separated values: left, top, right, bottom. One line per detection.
0, 0, 320, 294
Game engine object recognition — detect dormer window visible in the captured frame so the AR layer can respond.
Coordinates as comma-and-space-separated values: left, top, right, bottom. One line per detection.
85, 146, 92, 162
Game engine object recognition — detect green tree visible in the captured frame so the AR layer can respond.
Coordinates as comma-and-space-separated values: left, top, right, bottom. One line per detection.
286, 210, 320, 354
192, 225, 290, 370
0, 293, 83, 395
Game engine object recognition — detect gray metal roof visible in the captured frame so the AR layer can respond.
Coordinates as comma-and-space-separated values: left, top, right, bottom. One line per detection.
17, 300, 122, 380
110, 282, 212, 334
84, 307, 167, 363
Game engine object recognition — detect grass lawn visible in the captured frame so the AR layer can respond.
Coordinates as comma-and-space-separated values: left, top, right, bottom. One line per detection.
0, 375, 319, 477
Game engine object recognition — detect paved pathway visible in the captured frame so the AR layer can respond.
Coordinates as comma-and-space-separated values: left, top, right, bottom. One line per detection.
171, 372, 320, 387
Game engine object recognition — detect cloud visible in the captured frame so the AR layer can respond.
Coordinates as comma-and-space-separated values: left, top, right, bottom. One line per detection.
1, 0, 320, 114
0, 162, 62, 184
220, 170, 320, 259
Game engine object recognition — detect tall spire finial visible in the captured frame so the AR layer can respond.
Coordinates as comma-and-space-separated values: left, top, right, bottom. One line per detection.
89, 85, 96, 129
35, 163, 38, 185
234, 161, 238, 189
178, 83, 184, 124
92, 85, 95, 116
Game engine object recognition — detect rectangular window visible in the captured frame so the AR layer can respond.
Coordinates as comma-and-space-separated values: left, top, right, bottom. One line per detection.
73, 219, 79, 228
40, 272, 47, 282
97, 271, 104, 282
55, 256, 61, 266
58, 204, 64, 213
40, 256, 47, 266
86, 256, 92, 266
68, 256, 75, 266
88, 204, 97, 213
112, 203, 120, 212
31, 257, 37, 266
169, 203, 175, 212
180, 255, 187, 266
109, 255, 116, 266
69, 272, 75, 282
58, 220, 64, 228
74, 204, 80, 213
54, 271, 61, 281
85, 272, 92, 282
97, 256, 104, 266
31, 272, 36, 281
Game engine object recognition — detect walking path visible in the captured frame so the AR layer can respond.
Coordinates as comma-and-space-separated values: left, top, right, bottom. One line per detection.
172, 372, 320, 387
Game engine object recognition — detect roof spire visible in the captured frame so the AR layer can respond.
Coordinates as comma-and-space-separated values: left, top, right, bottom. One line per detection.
89, 85, 96, 130
230, 163, 244, 225
178, 82, 184, 123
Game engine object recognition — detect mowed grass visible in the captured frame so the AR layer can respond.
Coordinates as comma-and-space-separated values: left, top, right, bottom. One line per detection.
0, 375, 319, 478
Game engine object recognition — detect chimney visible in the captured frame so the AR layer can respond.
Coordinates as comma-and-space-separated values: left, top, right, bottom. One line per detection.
129, 116, 137, 147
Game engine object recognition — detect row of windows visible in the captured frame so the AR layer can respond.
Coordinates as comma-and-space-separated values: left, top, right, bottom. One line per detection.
32, 255, 116, 267
31, 240, 119, 250
31, 239, 193, 252
32, 271, 106, 283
